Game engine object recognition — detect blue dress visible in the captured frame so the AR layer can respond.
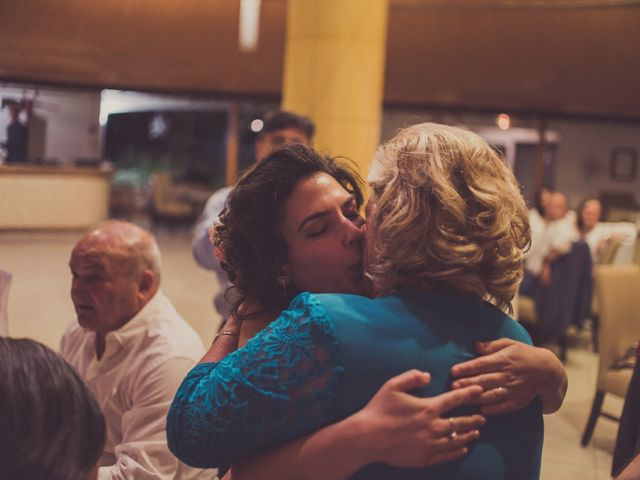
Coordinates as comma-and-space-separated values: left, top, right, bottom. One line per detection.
167, 291, 543, 479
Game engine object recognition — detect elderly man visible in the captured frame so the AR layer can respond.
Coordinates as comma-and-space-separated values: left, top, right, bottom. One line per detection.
192, 110, 315, 320
60, 221, 216, 480
523, 191, 578, 291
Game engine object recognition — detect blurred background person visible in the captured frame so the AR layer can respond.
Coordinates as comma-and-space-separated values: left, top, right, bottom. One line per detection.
1, 103, 28, 163
576, 197, 637, 264
522, 191, 578, 294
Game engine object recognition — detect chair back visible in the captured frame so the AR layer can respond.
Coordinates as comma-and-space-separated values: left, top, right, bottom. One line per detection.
600, 236, 623, 265
595, 265, 640, 394
151, 172, 173, 210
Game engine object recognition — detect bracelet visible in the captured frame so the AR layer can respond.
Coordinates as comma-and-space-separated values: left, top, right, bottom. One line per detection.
214, 330, 239, 341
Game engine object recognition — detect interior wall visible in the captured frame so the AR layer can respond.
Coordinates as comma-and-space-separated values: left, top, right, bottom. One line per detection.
1, 1, 638, 119
381, 109, 640, 209
0, 85, 101, 164
550, 119, 640, 208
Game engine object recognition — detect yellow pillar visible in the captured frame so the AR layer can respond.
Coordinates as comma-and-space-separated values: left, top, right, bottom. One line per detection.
282, 0, 389, 176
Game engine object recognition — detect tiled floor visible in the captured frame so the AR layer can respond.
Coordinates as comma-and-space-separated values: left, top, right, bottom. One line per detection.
0, 229, 622, 479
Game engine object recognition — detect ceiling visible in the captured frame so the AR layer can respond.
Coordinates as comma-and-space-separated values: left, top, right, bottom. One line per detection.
0, 0, 638, 119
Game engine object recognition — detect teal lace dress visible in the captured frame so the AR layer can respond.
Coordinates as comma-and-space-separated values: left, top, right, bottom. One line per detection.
167, 291, 543, 479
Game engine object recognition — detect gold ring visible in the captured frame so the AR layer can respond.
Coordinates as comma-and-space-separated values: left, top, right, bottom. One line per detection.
448, 417, 457, 439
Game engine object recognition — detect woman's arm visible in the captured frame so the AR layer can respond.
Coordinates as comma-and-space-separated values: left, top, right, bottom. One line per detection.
197, 300, 277, 365
450, 339, 567, 414
233, 370, 485, 480
167, 294, 346, 468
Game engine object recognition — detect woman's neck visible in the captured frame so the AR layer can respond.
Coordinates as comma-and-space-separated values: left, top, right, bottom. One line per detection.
238, 308, 282, 347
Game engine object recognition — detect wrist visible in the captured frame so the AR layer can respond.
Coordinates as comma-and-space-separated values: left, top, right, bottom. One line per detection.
537, 347, 566, 413
346, 409, 385, 466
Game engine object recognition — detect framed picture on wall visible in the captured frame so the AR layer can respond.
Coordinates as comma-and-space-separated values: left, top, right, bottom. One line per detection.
609, 146, 637, 182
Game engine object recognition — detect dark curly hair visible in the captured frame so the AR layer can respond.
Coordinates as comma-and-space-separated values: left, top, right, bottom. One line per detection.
214, 144, 364, 318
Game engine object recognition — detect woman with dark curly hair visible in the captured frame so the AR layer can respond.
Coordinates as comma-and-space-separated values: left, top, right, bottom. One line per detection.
168, 125, 561, 479
0, 337, 106, 480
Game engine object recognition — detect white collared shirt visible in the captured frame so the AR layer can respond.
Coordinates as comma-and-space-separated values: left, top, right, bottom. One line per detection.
60, 290, 217, 480
583, 221, 638, 264
525, 210, 579, 275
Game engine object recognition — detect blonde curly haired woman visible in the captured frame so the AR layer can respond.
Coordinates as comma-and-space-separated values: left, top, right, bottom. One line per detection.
169, 124, 547, 479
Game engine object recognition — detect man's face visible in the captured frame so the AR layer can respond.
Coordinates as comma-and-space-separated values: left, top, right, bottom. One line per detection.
581, 200, 602, 231
545, 194, 568, 221
255, 127, 311, 161
69, 241, 141, 334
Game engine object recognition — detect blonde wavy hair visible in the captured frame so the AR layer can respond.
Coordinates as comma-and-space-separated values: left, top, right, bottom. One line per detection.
367, 123, 530, 313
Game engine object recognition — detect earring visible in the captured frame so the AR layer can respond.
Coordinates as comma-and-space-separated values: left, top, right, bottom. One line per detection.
279, 277, 289, 295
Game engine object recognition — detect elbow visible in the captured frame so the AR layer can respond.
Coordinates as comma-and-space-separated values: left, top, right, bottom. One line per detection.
166, 393, 235, 468
540, 351, 568, 414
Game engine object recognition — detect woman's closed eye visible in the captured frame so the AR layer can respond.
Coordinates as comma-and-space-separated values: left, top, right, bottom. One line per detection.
306, 223, 328, 237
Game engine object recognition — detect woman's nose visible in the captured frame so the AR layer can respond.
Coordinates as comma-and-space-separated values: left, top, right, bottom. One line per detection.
343, 218, 364, 247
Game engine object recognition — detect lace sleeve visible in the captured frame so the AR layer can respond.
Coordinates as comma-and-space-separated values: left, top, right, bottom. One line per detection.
167, 293, 343, 468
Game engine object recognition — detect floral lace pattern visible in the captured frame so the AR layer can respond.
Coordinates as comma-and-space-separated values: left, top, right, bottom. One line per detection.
167, 293, 343, 468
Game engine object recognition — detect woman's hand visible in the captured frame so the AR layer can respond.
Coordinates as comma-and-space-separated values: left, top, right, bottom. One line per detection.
232, 370, 484, 480
353, 369, 485, 468
450, 339, 567, 414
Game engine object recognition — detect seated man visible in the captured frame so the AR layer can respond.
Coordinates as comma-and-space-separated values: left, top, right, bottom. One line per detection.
522, 191, 578, 293
577, 197, 637, 264
60, 221, 216, 480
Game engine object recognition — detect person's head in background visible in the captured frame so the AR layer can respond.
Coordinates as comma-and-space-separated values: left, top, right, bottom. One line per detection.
254, 110, 315, 161
365, 122, 530, 314
0, 337, 106, 480
545, 192, 569, 221
7, 104, 21, 123
577, 198, 602, 234
533, 185, 553, 217
69, 221, 161, 353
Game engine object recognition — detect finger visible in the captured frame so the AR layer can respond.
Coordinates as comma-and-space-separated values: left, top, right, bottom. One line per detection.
384, 369, 431, 393
481, 400, 521, 416
431, 413, 485, 436
432, 429, 481, 452
447, 415, 486, 433
428, 447, 469, 466
465, 387, 511, 406
451, 373, 506, 390
474, 338, 518, 355
477, 387, 510, 405
428, 385, 483, 414
451, 354, 509, 378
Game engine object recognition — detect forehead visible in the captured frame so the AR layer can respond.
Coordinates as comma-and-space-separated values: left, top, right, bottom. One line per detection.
70, 240, 117, 271
284, 173, 352, 220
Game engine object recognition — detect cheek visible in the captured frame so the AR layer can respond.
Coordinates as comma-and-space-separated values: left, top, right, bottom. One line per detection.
287, 244, 347, 288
